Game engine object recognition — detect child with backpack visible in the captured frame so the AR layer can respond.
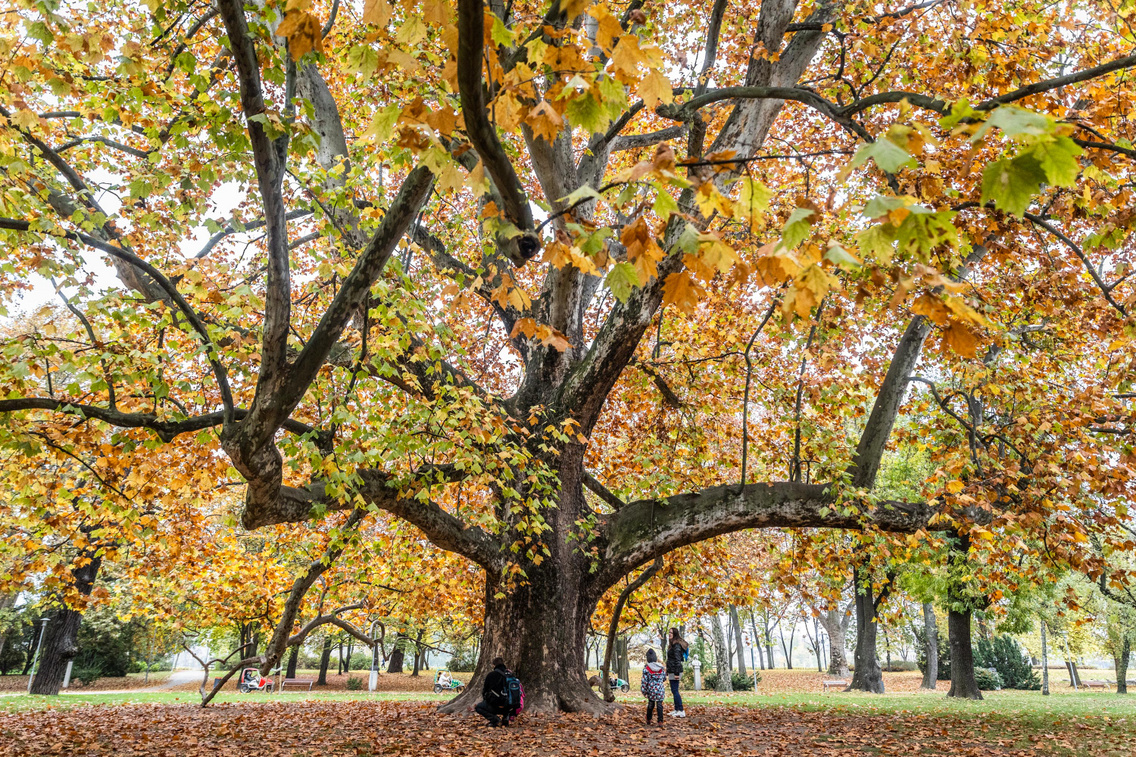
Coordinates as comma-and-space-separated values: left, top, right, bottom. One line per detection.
641, 649, 667, 726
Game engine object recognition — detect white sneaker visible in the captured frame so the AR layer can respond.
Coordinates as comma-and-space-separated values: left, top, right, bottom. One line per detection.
676, 710, 687, 718
667, 710, 680, 717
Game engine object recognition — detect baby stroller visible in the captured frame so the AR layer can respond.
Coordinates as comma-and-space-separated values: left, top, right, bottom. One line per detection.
433, 669, 465, 694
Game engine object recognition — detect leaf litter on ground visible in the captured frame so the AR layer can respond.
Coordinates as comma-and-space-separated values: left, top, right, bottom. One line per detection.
0, 698, 1132, 757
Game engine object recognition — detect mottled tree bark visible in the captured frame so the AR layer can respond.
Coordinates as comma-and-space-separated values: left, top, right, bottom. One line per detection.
818, 608, 850, 677
711, 614, 733, 691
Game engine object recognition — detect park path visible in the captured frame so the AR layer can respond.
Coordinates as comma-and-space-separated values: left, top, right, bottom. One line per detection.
0, 668, 201, 697
73, 668, 201, 695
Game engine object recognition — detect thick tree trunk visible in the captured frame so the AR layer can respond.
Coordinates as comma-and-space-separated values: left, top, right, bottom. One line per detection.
436, 558, 605, 715
317, 636, 332, 685
30, 553, 101, 695
920, 602, 938, 690
286, 645, 299, 679
1116, 636, 1129, 695
438, 463, 609, 715
730, 604, 746, 677
848, 568, 884, 693
947, 607, 982, 700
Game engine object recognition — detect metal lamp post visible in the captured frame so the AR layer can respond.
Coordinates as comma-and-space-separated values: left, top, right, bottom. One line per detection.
368, 620, 381, 692
26, 618, 50, 695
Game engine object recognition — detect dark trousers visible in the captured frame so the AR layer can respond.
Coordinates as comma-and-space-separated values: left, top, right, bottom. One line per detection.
670, 677, 684, 711
646, 699, 663, 722
475, 700, 508, 725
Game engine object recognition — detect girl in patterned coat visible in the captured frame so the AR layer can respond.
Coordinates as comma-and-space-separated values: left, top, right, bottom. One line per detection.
640, 648, 667, 725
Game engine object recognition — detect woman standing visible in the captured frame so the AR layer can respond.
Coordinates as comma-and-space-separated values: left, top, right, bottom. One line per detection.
665, 627, 688, 717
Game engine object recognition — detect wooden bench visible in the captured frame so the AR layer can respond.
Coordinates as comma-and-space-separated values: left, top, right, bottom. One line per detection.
822, 680, 847, 693
1079, 680, 1111, 690
280, 678, 315, 692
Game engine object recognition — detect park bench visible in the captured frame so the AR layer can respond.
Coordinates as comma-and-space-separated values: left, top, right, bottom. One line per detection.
1079, 680, 1111, 690
280, 678, 315, 692
822, 680, 847, 693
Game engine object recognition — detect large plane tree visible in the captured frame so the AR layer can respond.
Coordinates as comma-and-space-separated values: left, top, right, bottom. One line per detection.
0, 0, 1133, 712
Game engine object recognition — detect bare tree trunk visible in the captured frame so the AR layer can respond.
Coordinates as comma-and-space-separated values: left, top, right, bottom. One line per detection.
1040, 618, 1049, 696
847, 566, 886, 693
286, 645, 299, 679
730, 604, 747, 677
779, 619, 795, 670
710, 614, 732, 691
1115, 636, 1129, 695
947, 607, 982, 700
920, 602, 938, 690
317, 636, 332, 685
386, 633, 405, 674
749, 610, 765, 669
411, 630, 424, 677
30, 552, 102, 695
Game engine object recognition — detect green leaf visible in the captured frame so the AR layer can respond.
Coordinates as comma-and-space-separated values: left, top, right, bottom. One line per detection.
973, 105, 1051, 142
939, 99, 979, 129
824, 242, 860, 269
856, 224, 896, 264
980, 154, 1047, 217
363, 104, 401, 143
862, 195, 907, 220
895, 208, 959, 259
652, 190, 679, 218
605, 262, 639, 302
850, 138, 916, 173
781, 207, 815, 249
346, 45, 380, 79
565, 92, 609, 134
736, 177, 773, 216
558, 185, 603, 206
490, 14, 514, 47
1031, 136, 1082, 187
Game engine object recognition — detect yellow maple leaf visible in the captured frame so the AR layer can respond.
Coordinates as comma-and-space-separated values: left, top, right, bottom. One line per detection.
638, 69, 673, 109
610, 35, 644, 83
277, 10, 324, 61
525, 100, 563, 144
662, 271, 704, 314
491, 90, 526, 132
942, 321, 980, 358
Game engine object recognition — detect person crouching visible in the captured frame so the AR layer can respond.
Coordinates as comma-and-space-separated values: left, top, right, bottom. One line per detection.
475, 658, 512, 727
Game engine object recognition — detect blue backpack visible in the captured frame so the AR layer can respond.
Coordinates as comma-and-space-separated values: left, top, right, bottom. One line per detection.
504, 673, 524, 712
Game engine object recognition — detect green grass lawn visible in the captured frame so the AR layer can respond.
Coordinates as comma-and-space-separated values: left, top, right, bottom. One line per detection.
6, 683, 1135, 721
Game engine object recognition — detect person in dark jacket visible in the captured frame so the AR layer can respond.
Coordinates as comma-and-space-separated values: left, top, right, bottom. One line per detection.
475, 658, 512, 727
665, 628, 688, 717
